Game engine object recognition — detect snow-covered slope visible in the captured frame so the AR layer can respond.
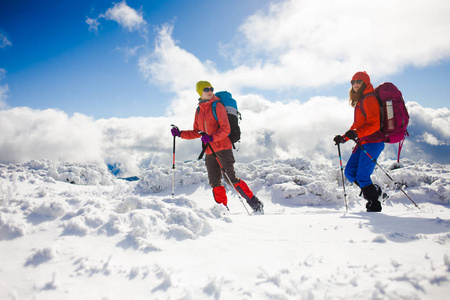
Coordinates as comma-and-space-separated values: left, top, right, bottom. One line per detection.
0, 158, 449, 299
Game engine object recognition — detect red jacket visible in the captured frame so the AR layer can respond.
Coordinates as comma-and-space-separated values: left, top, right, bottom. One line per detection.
348, 84, 383, 144
180, 95, 232, 154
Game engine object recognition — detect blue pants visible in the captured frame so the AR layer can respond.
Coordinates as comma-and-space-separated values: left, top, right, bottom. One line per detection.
344, 142, 385, 188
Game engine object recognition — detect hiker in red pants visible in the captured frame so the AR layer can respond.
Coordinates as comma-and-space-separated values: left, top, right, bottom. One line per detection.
171, 80, 263, 213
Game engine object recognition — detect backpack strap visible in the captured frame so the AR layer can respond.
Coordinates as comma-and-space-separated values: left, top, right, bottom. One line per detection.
396, 130, 409, 163
211, 101, 219, 122
212, 100, 237, 149
198, 143, 206, 160
198, 100, 220, 122
397, 139, 404, 163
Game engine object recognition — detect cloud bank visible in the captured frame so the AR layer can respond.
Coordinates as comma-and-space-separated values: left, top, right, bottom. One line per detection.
401, 103, 450, 163
0, 99, 448, 175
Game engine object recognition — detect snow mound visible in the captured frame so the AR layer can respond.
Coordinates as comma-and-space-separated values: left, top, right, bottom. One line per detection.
129, 158, 450, 208
374, 159, 450, 205
134, 160, 208, 194
0, 166, 220, 251
0, 159, 117, 186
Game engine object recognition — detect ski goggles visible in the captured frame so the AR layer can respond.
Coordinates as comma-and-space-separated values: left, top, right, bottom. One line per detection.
351, 79, 363, 85
202, 87, 214, 92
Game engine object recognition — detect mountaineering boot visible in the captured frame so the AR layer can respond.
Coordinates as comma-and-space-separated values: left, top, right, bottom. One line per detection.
213, 186, 228, 207
364, 184, 388, 209
234, 180, 264, 214
363, 184, 389, 210
364, 184, 381, 209
361, 184, 382, 212
248, 196, 264, 214
368, 199, 382, 212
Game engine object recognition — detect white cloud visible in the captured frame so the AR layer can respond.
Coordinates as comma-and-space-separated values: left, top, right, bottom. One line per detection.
407, 102, 450, 140
88, 1, 147, 34
138, 25, 217, 91
0, 68, 6, 80
0, 86, 8, 109
86, 17, 100, 32
96, 116, 174, 175
0, 34, 12, 48
385, 102, 450, 163
0, 108, 103, 165
102, 1, 147, 32
417, 132, 444, 146
0, 69, 9, 109
139, 0, 450, 92
115, 45, 142, 62
231, 0, 450, 87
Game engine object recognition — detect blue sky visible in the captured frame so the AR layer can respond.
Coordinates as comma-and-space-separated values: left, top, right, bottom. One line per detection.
0, 0, 273, 118
1, 0, 450, 119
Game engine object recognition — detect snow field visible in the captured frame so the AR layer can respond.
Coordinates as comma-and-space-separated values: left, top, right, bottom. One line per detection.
0, 158, 449, 299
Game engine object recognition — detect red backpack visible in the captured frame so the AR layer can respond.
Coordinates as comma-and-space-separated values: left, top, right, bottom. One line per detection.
360, 82, 410, 162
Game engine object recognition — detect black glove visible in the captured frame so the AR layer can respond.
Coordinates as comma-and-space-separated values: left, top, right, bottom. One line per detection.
344, 130, 358, 140
333, 135, 345, 145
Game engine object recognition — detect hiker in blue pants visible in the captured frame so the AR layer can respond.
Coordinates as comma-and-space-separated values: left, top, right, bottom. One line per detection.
334, 71, 385, 212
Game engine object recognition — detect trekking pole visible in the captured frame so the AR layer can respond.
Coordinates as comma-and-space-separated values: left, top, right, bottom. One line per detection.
171, 124, 178, 198
336, 143, 348, 212
352, 138, 419, 209
199, 132, 251, 214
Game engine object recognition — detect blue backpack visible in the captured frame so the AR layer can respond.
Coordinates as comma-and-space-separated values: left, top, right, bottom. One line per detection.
197, 91, 241, 145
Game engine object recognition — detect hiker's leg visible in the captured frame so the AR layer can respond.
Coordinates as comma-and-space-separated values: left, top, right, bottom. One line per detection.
205, 153, 223, 188
344, 147, 362, 184
215, 149, 238, 185
356, 142, 385, 188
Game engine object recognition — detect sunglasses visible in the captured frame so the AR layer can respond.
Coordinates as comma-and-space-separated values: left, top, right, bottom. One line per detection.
203, 87, 214, 92
351, 80, 363, 85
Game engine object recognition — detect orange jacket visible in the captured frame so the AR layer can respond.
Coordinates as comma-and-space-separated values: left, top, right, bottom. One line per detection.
180, 95, 232, 154
348, 84, 382, 144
